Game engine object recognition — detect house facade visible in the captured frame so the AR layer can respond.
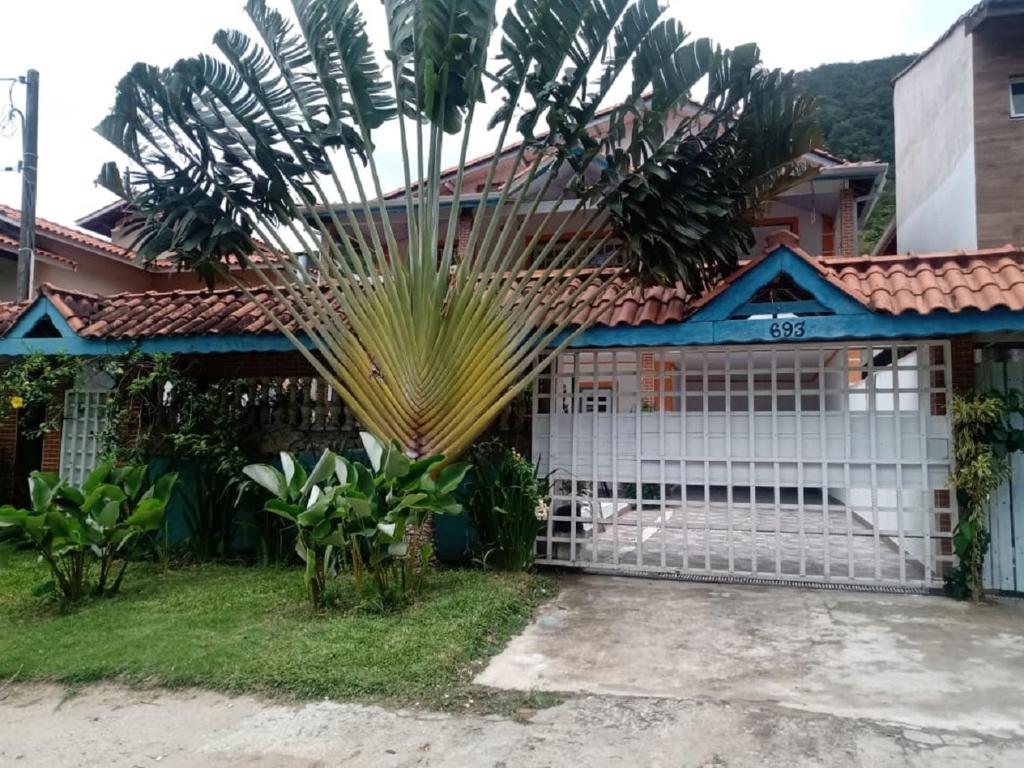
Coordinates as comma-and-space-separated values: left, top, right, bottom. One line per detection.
893, 0, 1024, 253
4, 231, 1024, 592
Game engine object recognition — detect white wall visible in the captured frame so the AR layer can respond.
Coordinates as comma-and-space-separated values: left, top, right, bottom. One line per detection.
895, 25, 977, 252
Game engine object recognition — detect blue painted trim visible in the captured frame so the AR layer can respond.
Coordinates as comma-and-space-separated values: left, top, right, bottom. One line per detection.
0, 333, 310, 357
570, 308, 1024, 348
4, 298, 80, 340
691, 248, 868, 322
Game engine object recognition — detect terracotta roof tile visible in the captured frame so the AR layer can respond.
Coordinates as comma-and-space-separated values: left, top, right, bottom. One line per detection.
0, 204, 136, 262
1, 238, 1024, 344
825, 244, 1024, 314
0, 300, 30, 336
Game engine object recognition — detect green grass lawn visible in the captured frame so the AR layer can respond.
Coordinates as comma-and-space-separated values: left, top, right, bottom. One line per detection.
0, 555, 553, 707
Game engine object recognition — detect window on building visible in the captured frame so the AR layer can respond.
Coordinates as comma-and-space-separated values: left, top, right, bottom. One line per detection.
1011, 78, 1024, 119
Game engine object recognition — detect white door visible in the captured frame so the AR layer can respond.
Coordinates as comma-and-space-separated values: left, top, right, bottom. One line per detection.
532, 341, 956, 589
59, 372, 114, 487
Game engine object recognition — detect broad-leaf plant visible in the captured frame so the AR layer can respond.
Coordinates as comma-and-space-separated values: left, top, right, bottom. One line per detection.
96, 0, 819, 459
244, 432, 466, 607
0, 463, 178, 602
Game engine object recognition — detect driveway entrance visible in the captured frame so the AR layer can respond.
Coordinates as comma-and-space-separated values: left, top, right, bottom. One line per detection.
532, 342, 957, 589
478, 575, 1024, 737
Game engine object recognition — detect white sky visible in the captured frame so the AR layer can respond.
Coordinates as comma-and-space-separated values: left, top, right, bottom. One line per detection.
0, 0, 974, 226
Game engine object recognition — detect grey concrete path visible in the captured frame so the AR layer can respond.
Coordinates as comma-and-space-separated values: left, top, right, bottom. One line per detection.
479, 575, 1024, 737
2, 682, 1023, 767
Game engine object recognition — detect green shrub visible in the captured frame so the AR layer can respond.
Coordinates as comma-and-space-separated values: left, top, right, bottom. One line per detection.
243, 433, 467, 610
463, 441, 548, 571
0, 463, 178, 602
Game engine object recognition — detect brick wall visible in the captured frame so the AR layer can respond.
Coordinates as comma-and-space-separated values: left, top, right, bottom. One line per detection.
0, 412, 17, 501
456, 211, 473, 258
39, 387, 66, 473
949, 336, 975, 392
837, 188, 857, 257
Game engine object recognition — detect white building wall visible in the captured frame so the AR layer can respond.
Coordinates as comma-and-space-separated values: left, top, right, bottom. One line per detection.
895, 25, 977, 252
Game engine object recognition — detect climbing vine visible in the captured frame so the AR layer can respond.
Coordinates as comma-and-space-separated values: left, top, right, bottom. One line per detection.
946, 390, 1024, 602
0, 350, 265, 560
0, 352, 84, 436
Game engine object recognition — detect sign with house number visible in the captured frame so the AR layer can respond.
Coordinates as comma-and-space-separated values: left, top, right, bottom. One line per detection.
768, 320, 805, 339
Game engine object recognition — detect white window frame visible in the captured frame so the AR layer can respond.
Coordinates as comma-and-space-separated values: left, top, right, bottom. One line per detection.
1010, 77, 1024, 119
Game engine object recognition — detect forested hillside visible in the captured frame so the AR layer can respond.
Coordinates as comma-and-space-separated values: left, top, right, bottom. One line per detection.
795, 54, 917, 251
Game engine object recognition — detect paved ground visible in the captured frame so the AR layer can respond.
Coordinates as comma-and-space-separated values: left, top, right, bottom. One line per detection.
4, 576, 1024, 766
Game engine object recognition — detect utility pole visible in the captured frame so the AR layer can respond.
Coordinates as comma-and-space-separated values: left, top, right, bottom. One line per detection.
15, 69, 38, 302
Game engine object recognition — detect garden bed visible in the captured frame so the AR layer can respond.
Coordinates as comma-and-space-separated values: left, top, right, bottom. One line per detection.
0, 556, 553, 708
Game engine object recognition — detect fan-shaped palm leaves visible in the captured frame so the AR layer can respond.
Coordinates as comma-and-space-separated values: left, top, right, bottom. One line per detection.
96, 0, 819, 458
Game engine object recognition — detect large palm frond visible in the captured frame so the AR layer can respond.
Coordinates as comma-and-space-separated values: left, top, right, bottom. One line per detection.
96, 0, 819, 458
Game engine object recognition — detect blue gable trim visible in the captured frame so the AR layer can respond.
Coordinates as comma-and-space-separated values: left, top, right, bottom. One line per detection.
688, 247, 868, 322
4, 297, 80, 340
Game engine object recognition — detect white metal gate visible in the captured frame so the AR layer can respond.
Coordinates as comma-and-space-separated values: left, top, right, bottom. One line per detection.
532, 341, 956, 589
59, 387, 110, 487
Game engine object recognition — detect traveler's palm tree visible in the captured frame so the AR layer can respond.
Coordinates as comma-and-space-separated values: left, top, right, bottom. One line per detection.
97, 0, 819, 458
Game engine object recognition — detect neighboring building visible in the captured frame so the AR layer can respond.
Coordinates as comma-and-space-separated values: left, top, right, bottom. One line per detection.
0, 203, 276, 300
323, 144, 887, 265
894, 0, 1024, 252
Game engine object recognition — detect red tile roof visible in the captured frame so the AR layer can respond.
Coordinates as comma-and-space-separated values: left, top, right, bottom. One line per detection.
0, 203, 136, 262
1, 236, 1024, 342
39, 284, 303, 339
826, 244, 1024, 315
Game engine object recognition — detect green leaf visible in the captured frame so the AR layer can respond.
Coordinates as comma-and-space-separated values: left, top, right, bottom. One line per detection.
83, 461, 114, 493
384, 444, 411, 478
302, 450, 337, 494
28, 472, 60, 512
123, 497, 166, 530
361, 432, 386, 473
435, 462, 470, 495
56, 485, 86, 507
95, 499, 122, 529
347, 496, 373, 518
280, 452, 298, 488
244, 464, 287, 499
122, 465, 147, 500
150, 471, 179, 505
0, 507, 28, 527
265, 498, 302, 522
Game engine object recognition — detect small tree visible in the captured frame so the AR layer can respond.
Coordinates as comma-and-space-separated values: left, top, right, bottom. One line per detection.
96, 0, 819, 459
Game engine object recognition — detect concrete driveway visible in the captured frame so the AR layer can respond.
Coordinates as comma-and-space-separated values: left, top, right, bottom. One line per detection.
479, 575, 1024, 738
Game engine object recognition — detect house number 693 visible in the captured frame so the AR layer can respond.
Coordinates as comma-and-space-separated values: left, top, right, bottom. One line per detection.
769, 320, 805, 338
